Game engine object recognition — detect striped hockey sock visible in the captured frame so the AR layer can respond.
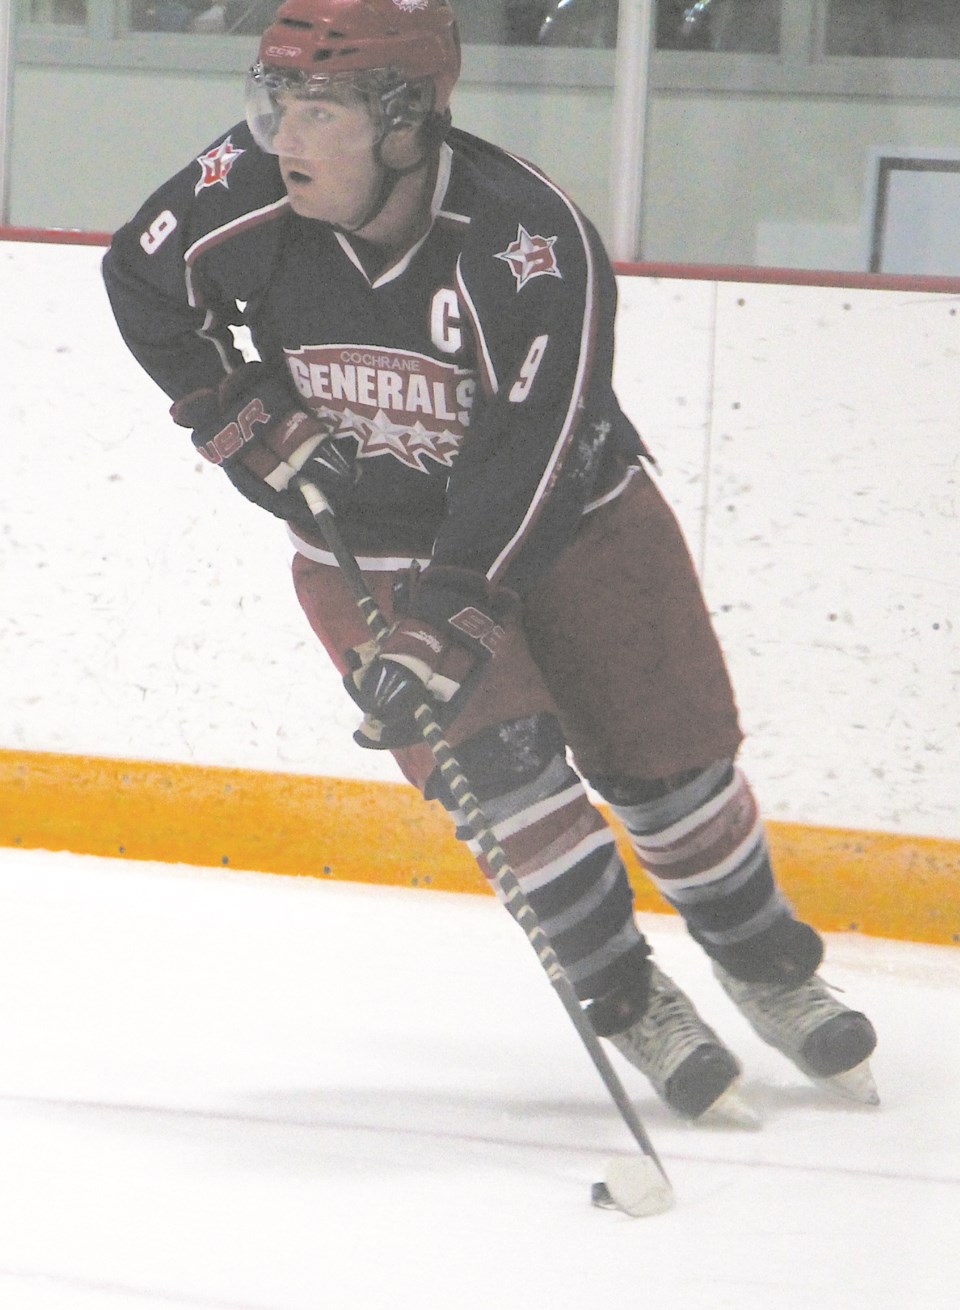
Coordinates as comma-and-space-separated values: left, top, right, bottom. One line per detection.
435, 720, 649, 1002
601, 761, 800, 973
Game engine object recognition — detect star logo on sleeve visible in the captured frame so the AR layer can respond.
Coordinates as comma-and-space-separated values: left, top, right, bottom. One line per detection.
494, 224, 562, 291
194, 136, 246, 195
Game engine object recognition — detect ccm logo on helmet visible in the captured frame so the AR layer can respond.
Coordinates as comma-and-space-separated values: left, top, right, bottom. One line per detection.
265, 44, 303, 57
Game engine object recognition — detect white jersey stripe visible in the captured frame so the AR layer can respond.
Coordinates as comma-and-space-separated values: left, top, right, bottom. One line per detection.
337, 146, 456, 290
183, 195, 290, 308
287, 528, 430, 571
455, 256, 499, 395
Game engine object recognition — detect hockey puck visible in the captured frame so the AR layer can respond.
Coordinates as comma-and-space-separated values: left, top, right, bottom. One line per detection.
591, 1181, 617, 1209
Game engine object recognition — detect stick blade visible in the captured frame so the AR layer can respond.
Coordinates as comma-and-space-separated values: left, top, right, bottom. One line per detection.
592, 1155, 675, 1217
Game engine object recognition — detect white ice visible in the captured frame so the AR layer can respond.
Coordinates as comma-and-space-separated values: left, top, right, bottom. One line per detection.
0, 847, 956, 1310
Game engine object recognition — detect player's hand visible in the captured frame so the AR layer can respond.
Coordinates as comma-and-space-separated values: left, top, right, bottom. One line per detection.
346, 566, 517, 749
171, 362, 356, 522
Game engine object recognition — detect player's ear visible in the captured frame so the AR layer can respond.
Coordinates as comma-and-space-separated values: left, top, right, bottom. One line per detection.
380, 125, 425, 172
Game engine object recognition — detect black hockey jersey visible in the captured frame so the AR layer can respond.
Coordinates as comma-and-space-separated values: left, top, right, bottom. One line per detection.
103, 123, 646, 593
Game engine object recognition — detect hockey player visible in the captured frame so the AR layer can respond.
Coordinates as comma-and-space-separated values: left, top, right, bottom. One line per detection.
102, 0, 877, 1121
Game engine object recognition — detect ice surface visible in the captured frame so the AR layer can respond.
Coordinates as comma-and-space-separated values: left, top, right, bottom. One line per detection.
0, 847, 957, 1309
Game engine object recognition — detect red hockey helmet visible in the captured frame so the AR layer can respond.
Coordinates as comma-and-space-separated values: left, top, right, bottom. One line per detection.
255, 0, 461, 112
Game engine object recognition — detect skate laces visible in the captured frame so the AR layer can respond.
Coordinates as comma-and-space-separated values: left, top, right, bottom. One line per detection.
613, 966, 718, 1077
719, 970, 848, 1046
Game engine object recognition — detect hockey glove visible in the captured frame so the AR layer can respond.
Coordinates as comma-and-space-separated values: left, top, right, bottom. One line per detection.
346, 566, 518, 750
171, 362, 356, 524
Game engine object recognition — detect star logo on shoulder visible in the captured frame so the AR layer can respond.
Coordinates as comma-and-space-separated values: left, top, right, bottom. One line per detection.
494, 224, 562, 291
195, 136, 245, 195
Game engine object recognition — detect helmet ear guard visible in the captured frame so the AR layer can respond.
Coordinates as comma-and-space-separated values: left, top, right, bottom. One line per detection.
377, 76, 438, 132
376, 78, 449, 171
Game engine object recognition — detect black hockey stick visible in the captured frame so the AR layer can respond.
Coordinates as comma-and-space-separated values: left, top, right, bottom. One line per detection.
298, 478, 674, 1215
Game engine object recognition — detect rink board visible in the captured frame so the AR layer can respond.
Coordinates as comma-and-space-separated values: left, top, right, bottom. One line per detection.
2, 749, 958, 947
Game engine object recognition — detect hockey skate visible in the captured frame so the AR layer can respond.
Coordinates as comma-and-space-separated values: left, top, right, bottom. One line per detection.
592, 963, 758, 1125
712, 963, 879, 1105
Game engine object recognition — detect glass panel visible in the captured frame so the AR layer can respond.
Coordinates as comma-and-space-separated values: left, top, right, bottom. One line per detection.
658, 0, 780, 51
457, 0, 530, 42
537, 0, 617, 47
453, 4, 621, 244
130, 0, 275, 33
486, 2, 782, 52
457, 1, 613, 46
826, 2, 960, 58
639, 0, 960, 271
26, 0, 87, 24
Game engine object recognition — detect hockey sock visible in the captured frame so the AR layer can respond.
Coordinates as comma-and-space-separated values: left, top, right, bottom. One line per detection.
593, 761, 822, 985
426, 715, 650, 1002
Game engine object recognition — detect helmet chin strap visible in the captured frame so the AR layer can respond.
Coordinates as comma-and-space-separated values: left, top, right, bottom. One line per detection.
331, 108, 449, 237
332, 133, 430, 237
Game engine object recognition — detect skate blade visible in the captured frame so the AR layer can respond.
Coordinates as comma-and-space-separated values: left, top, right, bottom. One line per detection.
815, 1058, 880, 1106
698, 1080, 762, 1130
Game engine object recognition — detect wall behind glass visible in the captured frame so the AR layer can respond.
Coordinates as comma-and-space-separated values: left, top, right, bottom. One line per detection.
11, 1, 960, 275
640, 0, 960, 273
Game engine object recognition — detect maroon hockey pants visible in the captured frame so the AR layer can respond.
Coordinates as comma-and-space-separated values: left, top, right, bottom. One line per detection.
291, 467, 744, 793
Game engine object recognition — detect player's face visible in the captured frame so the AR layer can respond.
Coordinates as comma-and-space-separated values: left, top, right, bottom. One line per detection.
272, 91, 382, 228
